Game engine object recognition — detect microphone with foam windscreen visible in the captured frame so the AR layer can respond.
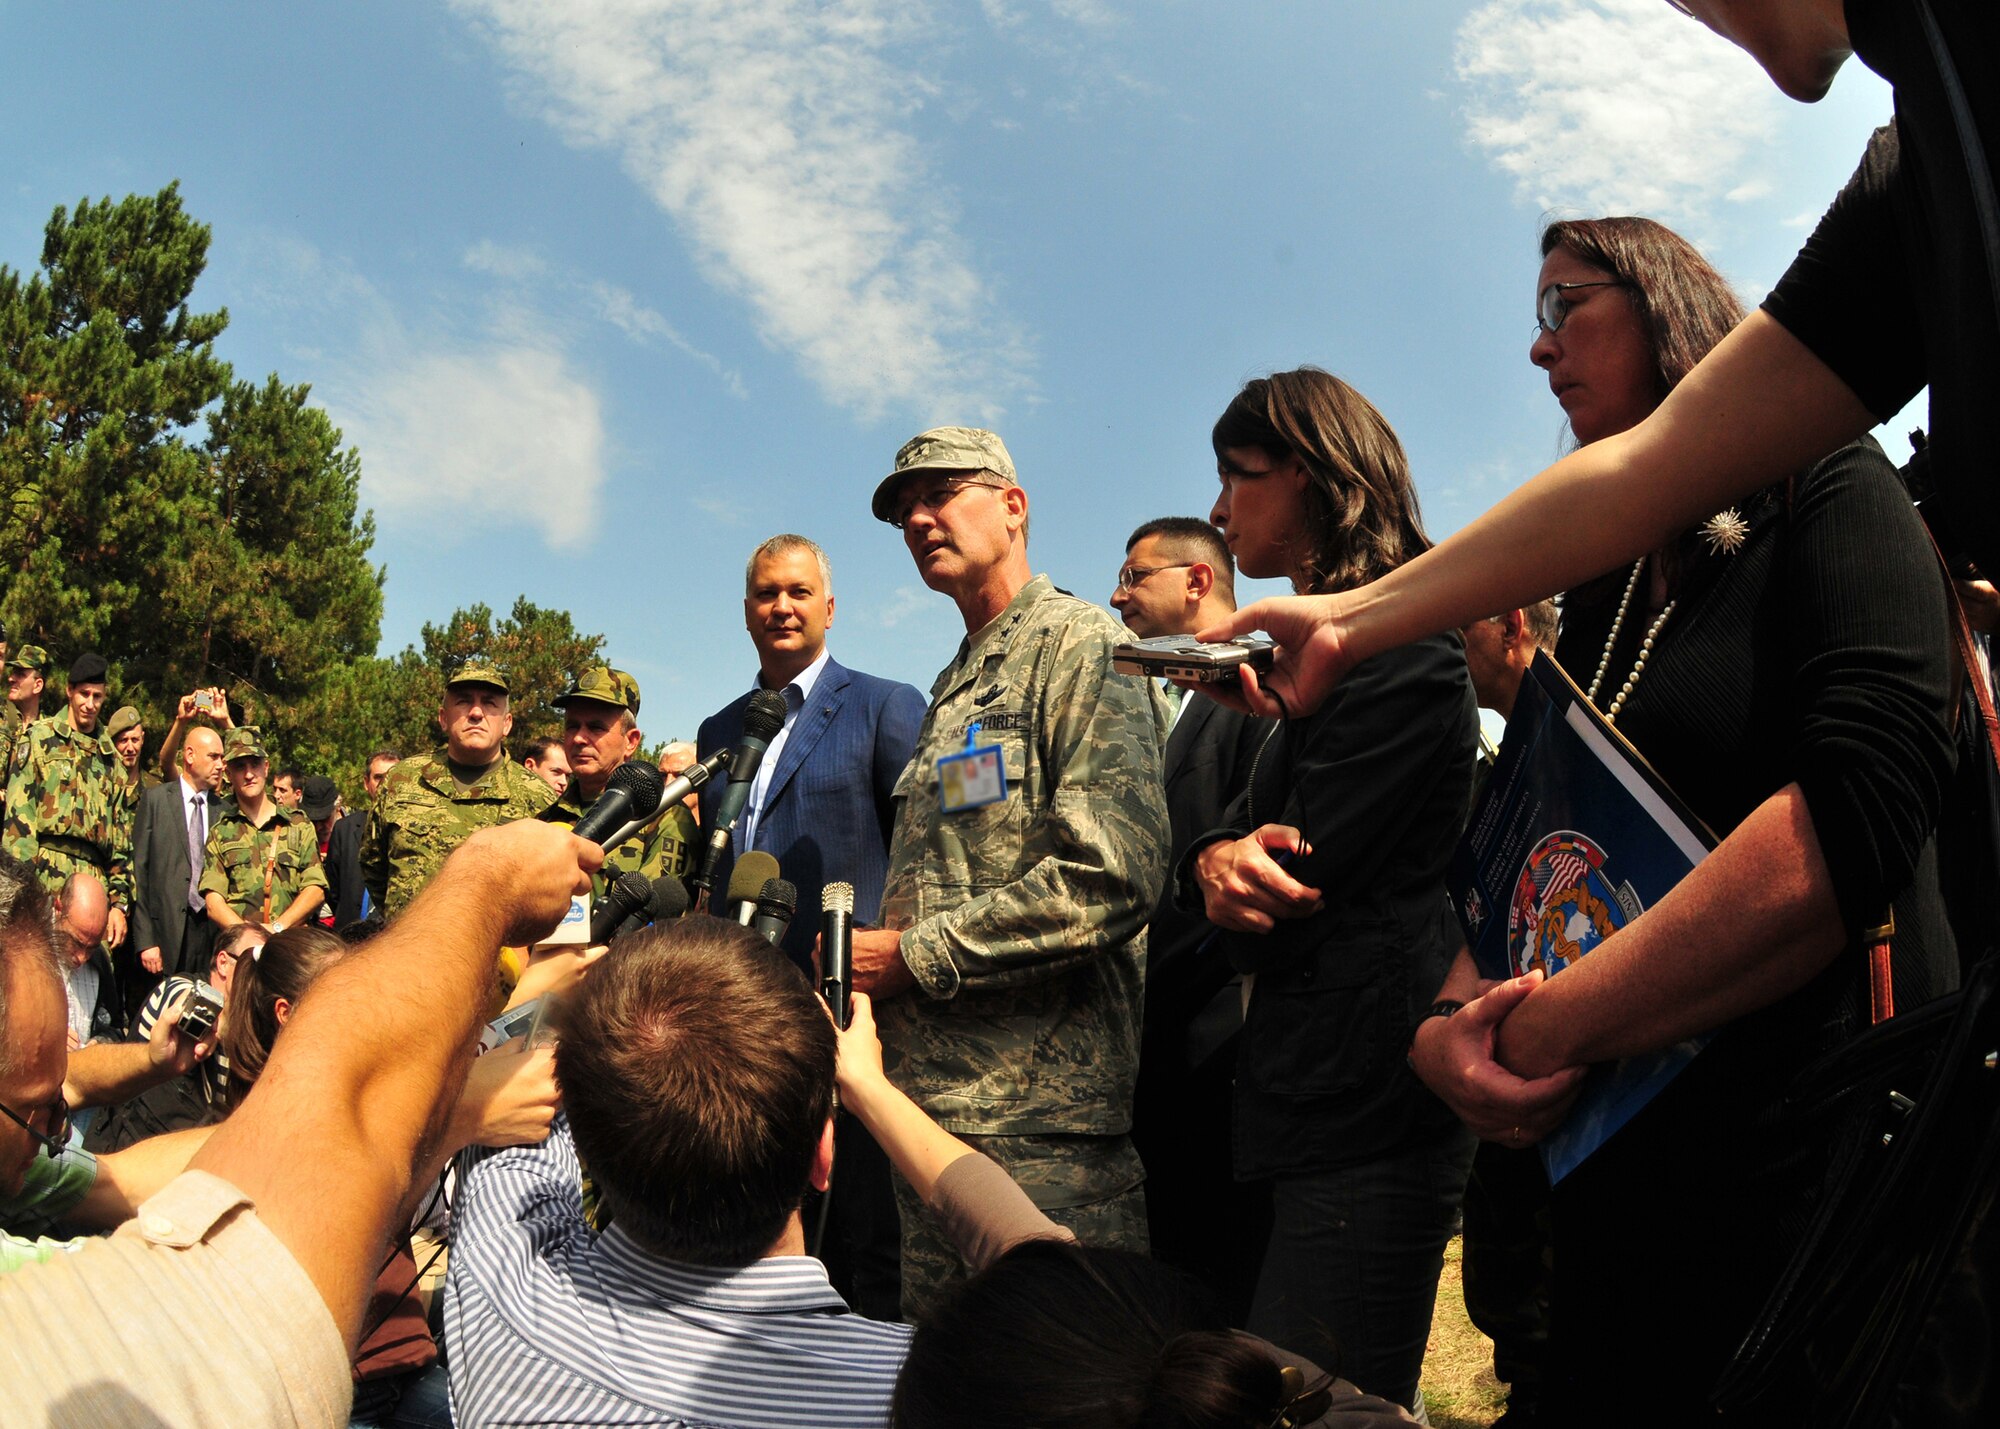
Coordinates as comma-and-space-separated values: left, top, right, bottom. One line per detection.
725, 851, 781, 925
647, 875, 691, 923
820, 881, 854, 1029
750, 879, 796, 950
589, 872, 651, 945
691, 689, 790, 905
568, 761, 667, 847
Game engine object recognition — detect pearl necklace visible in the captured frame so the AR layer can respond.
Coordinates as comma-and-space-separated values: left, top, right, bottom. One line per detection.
1585, 559, 1675, 725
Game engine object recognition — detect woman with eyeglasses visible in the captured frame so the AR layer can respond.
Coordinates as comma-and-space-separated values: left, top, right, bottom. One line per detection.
1409, 216, 1959, 1424
1184, 369, 1479, 1413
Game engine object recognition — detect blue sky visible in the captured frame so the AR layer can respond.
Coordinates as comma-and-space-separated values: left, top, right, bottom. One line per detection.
1, 1, 1914, 748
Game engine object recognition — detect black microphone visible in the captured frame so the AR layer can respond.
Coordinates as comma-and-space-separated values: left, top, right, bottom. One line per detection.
750, 878, 797, 950
820, 880, 854, 1029
726, 851, 781, 926
692, 690, 789, 902
646, 875, 691, 923
600, 747, 734, 850
589, 872, 652, 944
569, 761, 667, 847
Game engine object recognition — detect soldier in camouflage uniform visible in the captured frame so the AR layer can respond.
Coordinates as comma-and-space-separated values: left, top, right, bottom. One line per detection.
199, 727, 327, 932
3, 653, 135, 950
540, 666, 697, 909
359, 663, 554, 918
857, 427, 1170, 1315
105, 705, 161, 793
0, 645, 51, 790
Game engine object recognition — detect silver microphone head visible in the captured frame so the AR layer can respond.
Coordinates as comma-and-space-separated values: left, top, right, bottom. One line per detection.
823, 881, 855, 916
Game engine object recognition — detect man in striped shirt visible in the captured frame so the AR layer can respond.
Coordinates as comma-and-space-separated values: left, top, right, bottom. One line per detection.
445, 918, 914, 1428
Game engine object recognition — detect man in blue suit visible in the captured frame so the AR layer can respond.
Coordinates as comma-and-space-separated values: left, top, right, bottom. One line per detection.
698, 532, 925, 1319
698, 534, 926, 974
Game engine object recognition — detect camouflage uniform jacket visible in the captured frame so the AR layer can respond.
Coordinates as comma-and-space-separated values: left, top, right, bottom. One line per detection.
877, 574, 1170, 1138
2, 711, 135, 907
359, 751, 553, 917
542, 776, 698, 907
198, 802, 327, 924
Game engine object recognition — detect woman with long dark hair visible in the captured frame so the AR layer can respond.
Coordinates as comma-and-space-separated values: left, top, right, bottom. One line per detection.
1187, 368, 1479, 1412
1412, 215, 1958, 1424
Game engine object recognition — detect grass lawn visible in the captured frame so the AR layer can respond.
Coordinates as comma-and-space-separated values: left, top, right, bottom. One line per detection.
1422, 1236, 1510, 1429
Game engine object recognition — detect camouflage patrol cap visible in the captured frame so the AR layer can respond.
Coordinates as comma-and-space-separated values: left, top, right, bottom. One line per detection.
7, 644, 49, 673
872, 427, 1018, 523
554, 666, 640, 716
222, 726, 268, 763
105, 705, 142, 739
445, 661, 509, 694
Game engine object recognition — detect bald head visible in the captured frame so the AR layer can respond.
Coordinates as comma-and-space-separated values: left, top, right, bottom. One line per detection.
56, 872, 108, 967
182, 724, 226, 794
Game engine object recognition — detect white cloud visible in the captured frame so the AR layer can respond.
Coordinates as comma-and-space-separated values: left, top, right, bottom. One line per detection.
462, 239, 547, 280
235, 234, 613, 551
332, 340, 608, 551
874, 584, 934, 628
450, 0, 1034, 424
588, 281, 747, 399
1454, 0, 1783, 226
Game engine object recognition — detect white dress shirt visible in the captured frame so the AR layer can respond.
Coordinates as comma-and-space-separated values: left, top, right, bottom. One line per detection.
740, 645, 831, 853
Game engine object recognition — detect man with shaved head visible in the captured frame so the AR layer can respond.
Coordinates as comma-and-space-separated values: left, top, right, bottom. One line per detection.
53, 871, 117, 1048
129, 719, 228, 1007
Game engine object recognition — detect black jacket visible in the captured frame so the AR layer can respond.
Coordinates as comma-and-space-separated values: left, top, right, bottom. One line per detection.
1186, 632, 1477, 1177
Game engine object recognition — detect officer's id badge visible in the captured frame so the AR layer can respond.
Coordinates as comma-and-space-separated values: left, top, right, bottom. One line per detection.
938, 721, 1006, 813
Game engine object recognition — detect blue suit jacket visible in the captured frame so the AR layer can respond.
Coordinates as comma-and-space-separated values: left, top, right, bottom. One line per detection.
696, 655, 927, 972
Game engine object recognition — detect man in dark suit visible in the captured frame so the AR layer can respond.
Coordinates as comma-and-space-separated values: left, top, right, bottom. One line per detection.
127, 721, 228, 1013
698, 532, 925, 1319
1111, 516, 1276, 1325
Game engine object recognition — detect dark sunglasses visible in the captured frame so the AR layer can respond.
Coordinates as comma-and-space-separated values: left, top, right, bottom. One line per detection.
0, 1093, 71, 1160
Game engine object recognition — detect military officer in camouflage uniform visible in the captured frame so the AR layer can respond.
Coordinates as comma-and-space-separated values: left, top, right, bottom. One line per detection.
3, 652, 134, 949
359, 662, 553, 918
105, 705, 160, 792
541, 666, 697, 908
857, 427, 1171, 1314
0, 644, 50, 790
199, 727, 327, 932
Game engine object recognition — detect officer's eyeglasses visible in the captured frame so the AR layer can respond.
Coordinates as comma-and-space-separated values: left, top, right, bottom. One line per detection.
1535, 280, 1630, 337
889, 476, 1009, 530
0, 1093, 71, 1161
1115, 563, 1192, 592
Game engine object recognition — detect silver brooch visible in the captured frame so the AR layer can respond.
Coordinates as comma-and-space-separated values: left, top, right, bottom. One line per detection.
1701, 508, 1749, 555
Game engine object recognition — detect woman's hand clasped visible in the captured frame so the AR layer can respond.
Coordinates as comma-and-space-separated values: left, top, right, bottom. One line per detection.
1193, 825, 1322, 932
1409, 971, 1587, 1147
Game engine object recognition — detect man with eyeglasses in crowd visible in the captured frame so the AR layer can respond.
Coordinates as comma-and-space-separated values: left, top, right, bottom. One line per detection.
853, 426, 1169, 1316
1109, 516, 1276, 1325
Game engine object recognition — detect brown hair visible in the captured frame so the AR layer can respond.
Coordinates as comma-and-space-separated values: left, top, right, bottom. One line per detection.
1210, 368, 1431, 594
555, 915, 835, 1267
1540, 217, 1750, 602
1540, 216, 1744, 405
0, 854, 63, 1080
220, 925, 349, 1107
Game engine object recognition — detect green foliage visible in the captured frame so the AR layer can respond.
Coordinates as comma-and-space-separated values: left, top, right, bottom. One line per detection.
419, 596, 606, 742
0, 186, 609, 795
0, 182, 383, 773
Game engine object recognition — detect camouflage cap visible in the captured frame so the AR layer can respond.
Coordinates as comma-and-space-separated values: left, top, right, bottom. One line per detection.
105, 705, 143, 739
872, 427, 1019, 523
445, 661, 509, 694
6, 644, 49, 673
222, 726, 268, 763
554, 665, 640, 716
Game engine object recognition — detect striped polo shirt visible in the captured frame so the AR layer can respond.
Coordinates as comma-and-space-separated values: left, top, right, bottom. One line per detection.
446, 1117, 912, 1428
